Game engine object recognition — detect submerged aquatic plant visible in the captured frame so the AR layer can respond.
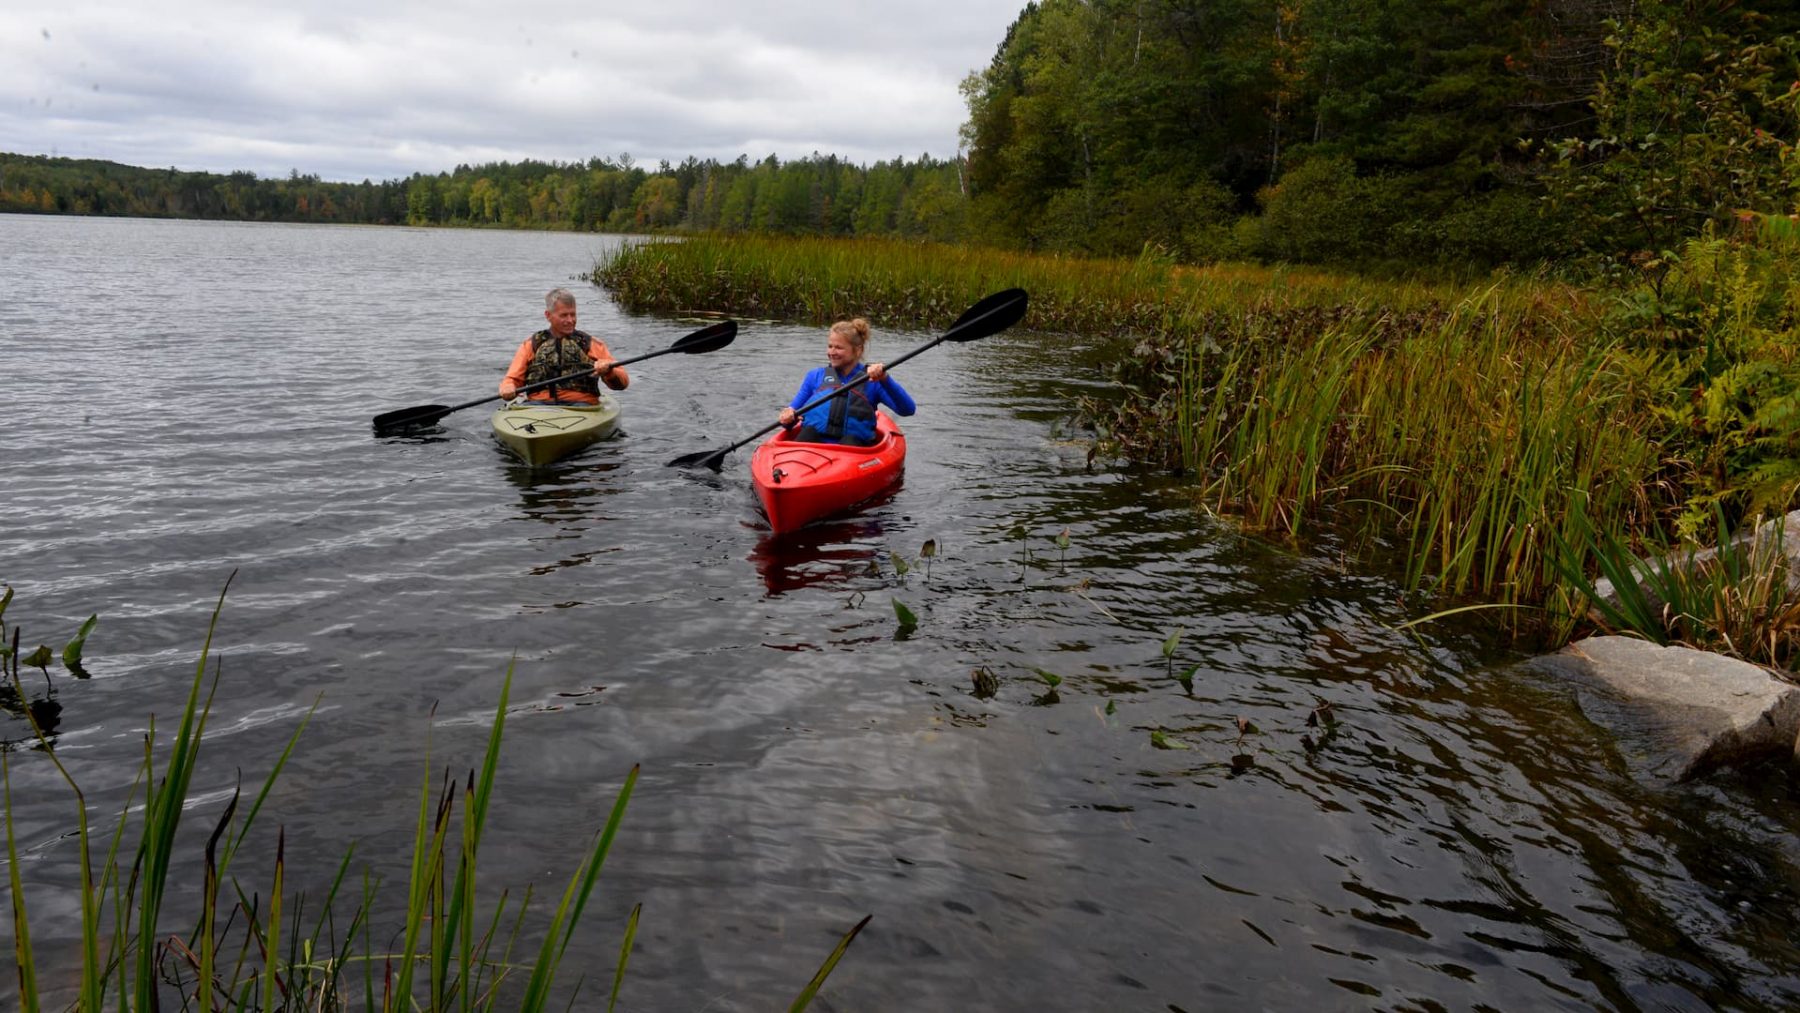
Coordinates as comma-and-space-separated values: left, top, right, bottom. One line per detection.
0, 587, 95, 683
1010, 524, 1032, 582
1161, 627, 1182, 679
1149, 729, 1191, 750
1174, 665, 1198, 695
970, 666, 999, 699
892, 598, 920, 631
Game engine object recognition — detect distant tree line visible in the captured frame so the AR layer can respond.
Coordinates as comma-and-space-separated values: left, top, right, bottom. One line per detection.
0, 151, 969, 241
5, 0, 1796, 269
0, 160, 413, 224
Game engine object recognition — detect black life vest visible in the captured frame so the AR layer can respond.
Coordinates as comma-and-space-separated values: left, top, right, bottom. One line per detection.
804, 365, 876, 443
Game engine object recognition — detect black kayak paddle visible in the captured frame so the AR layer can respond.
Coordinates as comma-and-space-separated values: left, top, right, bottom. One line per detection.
372, 319, 737, 436
667, 288, 1028, 471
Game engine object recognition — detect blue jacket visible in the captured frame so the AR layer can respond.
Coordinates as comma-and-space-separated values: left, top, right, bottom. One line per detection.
789, 364, 916, 444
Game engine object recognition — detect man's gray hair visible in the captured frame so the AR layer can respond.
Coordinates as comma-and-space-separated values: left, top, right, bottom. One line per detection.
545, 287, 577, 310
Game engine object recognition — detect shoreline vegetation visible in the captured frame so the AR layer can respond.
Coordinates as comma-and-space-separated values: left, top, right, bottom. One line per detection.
1, 586, 862, 1011
596, 232, 1800, 668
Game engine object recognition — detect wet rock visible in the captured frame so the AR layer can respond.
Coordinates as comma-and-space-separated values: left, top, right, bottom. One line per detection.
1530, 636, 1800, 783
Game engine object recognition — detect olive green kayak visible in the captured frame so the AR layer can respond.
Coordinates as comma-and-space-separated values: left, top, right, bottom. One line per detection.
490, 396, 621, 467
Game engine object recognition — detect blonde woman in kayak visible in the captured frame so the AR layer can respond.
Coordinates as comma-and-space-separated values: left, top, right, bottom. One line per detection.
499, 288, 629, 404
776, 318, 916, 445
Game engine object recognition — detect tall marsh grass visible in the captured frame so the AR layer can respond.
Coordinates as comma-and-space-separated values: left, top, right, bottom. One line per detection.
592, 234, 1547, 334
1126, 289, 1665, 627
3, 588, 862, 1011
599, 232, 1800, 657
596, 235, 1669, 640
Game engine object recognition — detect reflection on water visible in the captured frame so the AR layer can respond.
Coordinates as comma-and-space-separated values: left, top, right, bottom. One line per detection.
747, 504, 903, 596
506, 459, 624, 524
376, 429, 456, 447
0, 673, 63, 752
5, 216, 1800, 1010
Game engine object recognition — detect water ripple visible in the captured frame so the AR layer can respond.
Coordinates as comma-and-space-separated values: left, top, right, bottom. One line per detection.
2, 215, 1797, 1009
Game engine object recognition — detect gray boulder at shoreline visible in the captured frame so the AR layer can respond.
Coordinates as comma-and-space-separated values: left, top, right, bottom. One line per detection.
1530, 636, 1800, 784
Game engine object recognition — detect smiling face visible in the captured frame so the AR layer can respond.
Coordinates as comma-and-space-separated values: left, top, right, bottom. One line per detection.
826, 331, 858, 372
544, 300, 578, 337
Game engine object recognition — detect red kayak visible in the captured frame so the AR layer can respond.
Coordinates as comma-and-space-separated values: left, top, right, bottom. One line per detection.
750, 414, 907, 534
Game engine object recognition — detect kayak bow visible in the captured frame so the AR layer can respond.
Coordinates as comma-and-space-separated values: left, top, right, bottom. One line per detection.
749, 414, 906, 534
490, 396, 621, 467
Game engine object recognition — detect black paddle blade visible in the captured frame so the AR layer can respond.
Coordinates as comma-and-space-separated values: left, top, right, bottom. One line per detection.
942, 288, 1029, 342
668, 448, 729, 471
372, 404, 451, 436
674, 319, 737, 354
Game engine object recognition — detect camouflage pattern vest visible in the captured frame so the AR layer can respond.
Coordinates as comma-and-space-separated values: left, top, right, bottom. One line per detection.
524, 330, 600, 398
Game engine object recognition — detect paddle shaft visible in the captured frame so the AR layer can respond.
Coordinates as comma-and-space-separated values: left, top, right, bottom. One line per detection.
436, 366, 594, 418
783, 287, 1029, 427
711, 340, 939, 462
480, 337, 696, 408
670, 288, 1028, 470
374, 320, 735, 434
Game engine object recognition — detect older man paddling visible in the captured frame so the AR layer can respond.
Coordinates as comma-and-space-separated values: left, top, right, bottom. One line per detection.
499, 288, 629, 404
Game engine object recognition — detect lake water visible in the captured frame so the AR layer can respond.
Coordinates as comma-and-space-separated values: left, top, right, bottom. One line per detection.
3, 213, 1799, 1009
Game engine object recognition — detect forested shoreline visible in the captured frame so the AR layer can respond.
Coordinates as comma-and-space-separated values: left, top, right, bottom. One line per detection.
0, 150, 970, 245
6, 1, 1796, 272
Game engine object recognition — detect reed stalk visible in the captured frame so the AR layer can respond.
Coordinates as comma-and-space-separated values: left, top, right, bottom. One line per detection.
4, 595, 869, 1009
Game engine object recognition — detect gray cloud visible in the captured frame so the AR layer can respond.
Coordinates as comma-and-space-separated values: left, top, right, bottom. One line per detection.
2, 1, 1023, 182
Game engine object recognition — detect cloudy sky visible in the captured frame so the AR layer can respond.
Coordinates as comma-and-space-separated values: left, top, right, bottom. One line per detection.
3, 1, 1026, 183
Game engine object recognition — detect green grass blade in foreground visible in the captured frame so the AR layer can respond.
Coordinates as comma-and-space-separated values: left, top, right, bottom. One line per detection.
1391, 602, 1544, 631
468, 882, 518, 1009
264, 828, 286, 1012
789, 913, 872, 1012
394, 709, 447, 1005
134, 580, 231, 1009
4, 754, 40, 1013
198, 786, 238, 1011
446, 659, 514, 1010
608, 902, 642, 1013
305, 844, 365, 1003
518, 764, 640, 1011
220, 694, 321, 871
1544, 504, 1665, 641
10, 589, 845, 1009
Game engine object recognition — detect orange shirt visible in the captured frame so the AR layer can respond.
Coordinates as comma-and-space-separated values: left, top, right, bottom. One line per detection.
501, 334, 630, 403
